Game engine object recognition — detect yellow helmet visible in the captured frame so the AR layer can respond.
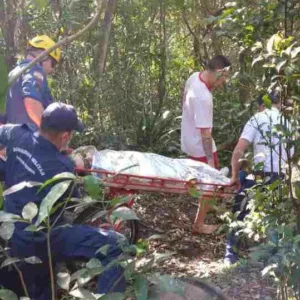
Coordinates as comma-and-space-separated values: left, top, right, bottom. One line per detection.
28, 35, 61, 63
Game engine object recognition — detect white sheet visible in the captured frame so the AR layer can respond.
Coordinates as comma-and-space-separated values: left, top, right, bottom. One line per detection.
91, 150, 230, 186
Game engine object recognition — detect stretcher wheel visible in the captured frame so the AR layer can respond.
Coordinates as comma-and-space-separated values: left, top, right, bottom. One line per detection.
73, 204, 138, 244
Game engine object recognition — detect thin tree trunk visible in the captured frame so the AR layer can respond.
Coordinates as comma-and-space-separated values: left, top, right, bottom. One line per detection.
157, 0, 166, 113
3, 0, 18, 69
97, 0, 117, 74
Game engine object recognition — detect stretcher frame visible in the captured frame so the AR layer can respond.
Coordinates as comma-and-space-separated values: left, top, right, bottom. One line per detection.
75, 168, 234, 199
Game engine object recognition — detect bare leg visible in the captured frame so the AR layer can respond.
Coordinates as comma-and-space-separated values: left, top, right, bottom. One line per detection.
192, 197, 218, 234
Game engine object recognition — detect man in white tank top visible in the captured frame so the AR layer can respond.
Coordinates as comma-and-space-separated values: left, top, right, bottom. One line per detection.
181, 55, 231, 234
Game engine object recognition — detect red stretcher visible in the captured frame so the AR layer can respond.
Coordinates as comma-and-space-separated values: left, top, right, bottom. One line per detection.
75, 167, 234, 199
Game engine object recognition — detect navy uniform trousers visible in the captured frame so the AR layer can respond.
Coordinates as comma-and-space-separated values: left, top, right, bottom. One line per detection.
0, 224, 126, 299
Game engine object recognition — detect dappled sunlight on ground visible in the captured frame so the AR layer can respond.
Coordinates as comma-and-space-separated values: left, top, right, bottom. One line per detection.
133, 193, 276, 300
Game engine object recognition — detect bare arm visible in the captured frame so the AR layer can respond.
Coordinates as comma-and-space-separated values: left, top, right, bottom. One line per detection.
200, 128, 214, 167
24, 97, 44, 127
231, 138, 250, 182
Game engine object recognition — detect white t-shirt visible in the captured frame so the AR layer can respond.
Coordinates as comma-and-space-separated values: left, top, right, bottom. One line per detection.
241, 107, 292, 173
181, 72, 217, 157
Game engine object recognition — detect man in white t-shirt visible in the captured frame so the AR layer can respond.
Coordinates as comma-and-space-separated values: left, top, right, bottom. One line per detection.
181, 55, 231, 234
229, 92, 291, 186
224, 91, 293, 264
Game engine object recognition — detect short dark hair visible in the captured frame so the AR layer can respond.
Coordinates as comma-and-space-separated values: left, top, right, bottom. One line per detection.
206, 55, 231, 71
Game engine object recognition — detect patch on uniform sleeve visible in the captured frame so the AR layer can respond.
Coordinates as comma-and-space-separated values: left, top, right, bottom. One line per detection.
33, 71, 44, 91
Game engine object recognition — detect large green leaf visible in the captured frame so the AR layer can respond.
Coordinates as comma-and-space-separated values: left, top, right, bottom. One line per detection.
69, 287, 97, 300
24, 256, 42, 264
38, 172, 76, 194
35, 180, 72, 226
22, 202, 38, 222
84, 175, 101, 199
0, 222, 15, 241
57, 272, 71, 291
110, 195, 134, 207
86, 258, 102, 269
96, 244, 110, 256
0, 211, 22, 223
111, 206, 139, 222
1, 257, 21, 269
134, 274, 148, 300
97, 293, 124, 300
0, 56, 8, 113
0, 289, 18, 300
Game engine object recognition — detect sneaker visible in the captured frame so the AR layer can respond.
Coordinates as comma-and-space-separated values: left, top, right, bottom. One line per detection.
223, 256, 238, 266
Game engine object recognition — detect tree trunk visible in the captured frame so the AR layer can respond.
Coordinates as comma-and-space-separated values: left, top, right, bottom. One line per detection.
97, 0, 117, 75
157, 0, 166, 114
3, 0, 18, 70
238, 48, 249, 105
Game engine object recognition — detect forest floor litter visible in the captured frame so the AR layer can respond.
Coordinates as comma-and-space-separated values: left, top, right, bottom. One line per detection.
134, 194, 276, 300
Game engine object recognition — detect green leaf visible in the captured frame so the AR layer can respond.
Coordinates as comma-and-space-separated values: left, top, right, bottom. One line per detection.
33, 0, 48, 10
262, 263, 278, 277
252, 56, 264, 67
86, 258, 102, 269
254, 162, 265, 172
24, 225, 39, 232
110, 195, 133, 207
97, 293, 124, 300
291, 46, 300, 58
1, 257, 21, 269
24, 256, 42, 264
96, 245, 110, 256
0, 56, 8, 113
268, 180, 280, 191
0, 289, 18, 300
0, 222, 15, 241
111, 206, 139, 222
134, 274, 148, 300
4, 181, 42, 197
70, 268, 88, 282
69, 287, 97, 300
35, 180, 72, 226
38, 172, 76, 194
188, 186, 202, 198
265, 228, 279, 246
0, 212, 22, 223
57, 272, 71, 291
86, 209, 107, 223
22, 202, 38, 222
276, 60, 287, 73
84, 175, 101, 199
294, 182, 300, 199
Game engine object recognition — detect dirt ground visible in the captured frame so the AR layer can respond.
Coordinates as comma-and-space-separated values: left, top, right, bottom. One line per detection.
133, 193, 277, 300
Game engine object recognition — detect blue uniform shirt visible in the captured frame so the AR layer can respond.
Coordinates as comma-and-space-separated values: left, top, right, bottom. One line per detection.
0, 124, 76, 226
5, 59, 54, 130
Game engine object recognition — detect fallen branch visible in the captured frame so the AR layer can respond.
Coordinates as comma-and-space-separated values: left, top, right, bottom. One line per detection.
8, 0, 106, 85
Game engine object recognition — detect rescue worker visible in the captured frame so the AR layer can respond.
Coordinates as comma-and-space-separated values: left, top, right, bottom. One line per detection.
5, 35, 60, 129
0, 103, 126, 299
181, 55, 231, 234
224, 91, 292, 265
